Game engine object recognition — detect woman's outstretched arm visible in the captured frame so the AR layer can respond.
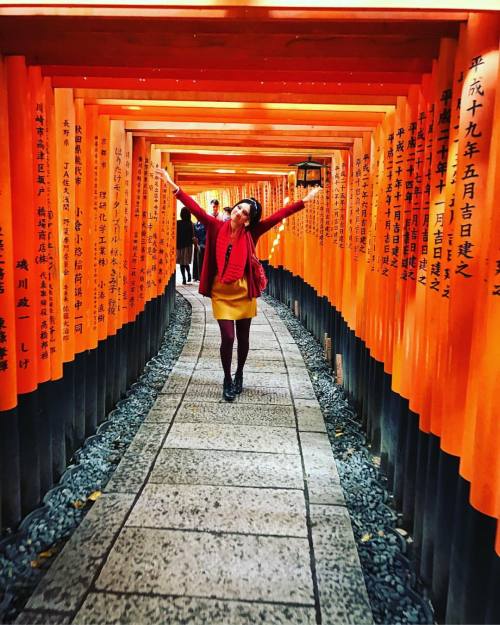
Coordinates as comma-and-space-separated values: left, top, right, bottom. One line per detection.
253, 185, 323, 237
154, 167, 216, 227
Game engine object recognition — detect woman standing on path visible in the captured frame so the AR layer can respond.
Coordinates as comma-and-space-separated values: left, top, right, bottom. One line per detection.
155, 167, 321, 401
176, 206, 195, 285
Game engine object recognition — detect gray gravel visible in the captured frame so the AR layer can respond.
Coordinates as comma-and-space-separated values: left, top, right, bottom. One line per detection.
0, 294, 191, 624
263, 293, 435, 625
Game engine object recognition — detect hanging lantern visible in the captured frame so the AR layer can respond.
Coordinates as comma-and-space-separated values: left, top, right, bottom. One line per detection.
290, 155, 326, 188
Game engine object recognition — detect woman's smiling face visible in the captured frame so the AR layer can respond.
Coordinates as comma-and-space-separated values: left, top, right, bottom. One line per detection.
231, 202, 251, 227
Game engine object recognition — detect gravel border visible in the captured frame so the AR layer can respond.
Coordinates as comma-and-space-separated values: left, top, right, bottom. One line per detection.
0, 294, 192, 624
263, 293, 435, 625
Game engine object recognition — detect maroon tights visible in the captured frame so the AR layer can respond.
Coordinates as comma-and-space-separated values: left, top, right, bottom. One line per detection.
217, 318, 252, 382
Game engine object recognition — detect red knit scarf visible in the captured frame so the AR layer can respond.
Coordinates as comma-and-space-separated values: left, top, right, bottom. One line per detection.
216, 221, 248, 283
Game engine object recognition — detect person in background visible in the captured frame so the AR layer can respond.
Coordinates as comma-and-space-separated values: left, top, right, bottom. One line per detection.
210, 198, 223, 221
192, 219, 206, 282
222, 206, 232, 222
156, 166, 322, 401
176, 206, 194, 285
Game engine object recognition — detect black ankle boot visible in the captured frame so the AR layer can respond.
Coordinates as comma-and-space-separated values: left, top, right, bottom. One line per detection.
223, 378, 236, 401
233, 372, 243, 394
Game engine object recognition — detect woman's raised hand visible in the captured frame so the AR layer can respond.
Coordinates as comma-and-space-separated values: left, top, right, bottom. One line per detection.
154, 167, 179, 192
303, 185, 323, 203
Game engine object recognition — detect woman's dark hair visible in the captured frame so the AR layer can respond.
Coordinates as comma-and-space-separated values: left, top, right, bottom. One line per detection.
180, 207, 191, 221
237, 197, 262, 228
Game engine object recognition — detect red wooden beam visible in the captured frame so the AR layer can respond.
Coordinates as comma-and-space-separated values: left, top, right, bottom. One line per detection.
73, 89, 402, 106
1, 33, 441, 59
97, 105, 386, 124
45, 66, 425, 84
170, 153, 300, 166
0, 8, 470, 21
136, 131, 360, 146
0, 16, 461, 38
5, 47, 435, 72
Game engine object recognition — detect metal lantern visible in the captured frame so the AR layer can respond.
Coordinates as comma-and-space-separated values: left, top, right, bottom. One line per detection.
290, 156, 326, 188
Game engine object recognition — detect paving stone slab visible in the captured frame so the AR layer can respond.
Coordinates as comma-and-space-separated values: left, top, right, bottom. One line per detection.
175, 356, 198, 367
295, 403, 327, 433
195, 342, 222, 353
153, 395, 186, 411
310, 505, 373, 625
190, 356, 223, 370
247, 338, 281, 350
276, 334, 296, 344
198, 330, 221, 338
104, 451, 157, 493
159, 372, 191, 395
180, 347, 202, 357
231, 385, 292, 406
203, 325, 272, 335
281, 354, 306, 367
150, 448, 304, 489
190, 370, 289, 388
105, 424, 166, 493
195, 357, 286, 374
15, 611, 72, 624
199, 348, 231, 358
249, 324, 275, 332
186, 333, 203, 341
176, 402, 295, 427
238, 359, 287, 373
146, 395, 182, 422
201, 348, 283, 361
288, 373, 316, 400
204, 325, 273, 334
73, 592, 317, 625
170, 363, 195, 376
184, 383, 292, 405
201, 337, 280, 351
294, 398, 321, 410
127, 483, 307, 537
95, 527, 315, 604
21, 494, 134, 613
300, 432, 345, 505
125, 423, 167, 453
245, 348, 284, 360
287, 366, 308, 377
164, 422, 299, 454
189, 318, 205, 325
182, 346, 203, 361
281, 344, 302, 356
287, 370, 313, 385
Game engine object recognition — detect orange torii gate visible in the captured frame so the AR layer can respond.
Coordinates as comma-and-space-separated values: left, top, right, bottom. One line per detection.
0, 4, 498, 624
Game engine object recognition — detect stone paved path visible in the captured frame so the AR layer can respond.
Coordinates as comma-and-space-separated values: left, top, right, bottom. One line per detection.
16, 286, 373, 625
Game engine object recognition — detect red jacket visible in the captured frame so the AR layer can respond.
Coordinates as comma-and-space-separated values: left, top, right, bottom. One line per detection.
175, 188, 305, 298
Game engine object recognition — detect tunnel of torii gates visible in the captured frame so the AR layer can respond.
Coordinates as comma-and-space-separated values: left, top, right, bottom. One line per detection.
0, 1, 499, 623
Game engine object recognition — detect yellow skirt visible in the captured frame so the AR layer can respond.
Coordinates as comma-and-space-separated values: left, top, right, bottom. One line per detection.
211, 275, 257, 320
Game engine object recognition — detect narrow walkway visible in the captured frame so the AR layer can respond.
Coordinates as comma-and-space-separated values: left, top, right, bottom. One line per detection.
16, 287, 373, 625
